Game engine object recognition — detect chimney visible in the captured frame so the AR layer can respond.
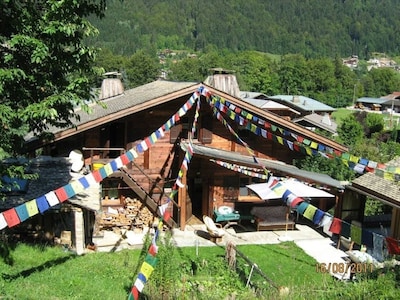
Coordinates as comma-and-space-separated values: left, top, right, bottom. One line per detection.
204, 68, 240, 98
99, 72, 124, 100
292, 95, 300, 103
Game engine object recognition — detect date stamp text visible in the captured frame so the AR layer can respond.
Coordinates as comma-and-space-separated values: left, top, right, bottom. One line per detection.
316, 262, 373, 274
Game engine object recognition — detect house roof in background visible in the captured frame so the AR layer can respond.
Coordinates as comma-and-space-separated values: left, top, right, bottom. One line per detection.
269, 95, 336, 112
356, 97, 388, 104
293, 113, 337, 133
240, 97, 300, 114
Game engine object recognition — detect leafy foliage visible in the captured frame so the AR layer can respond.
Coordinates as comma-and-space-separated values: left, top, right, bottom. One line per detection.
87, 0, 400, 59
337, 114, 364, 149
0, 0, 106, 194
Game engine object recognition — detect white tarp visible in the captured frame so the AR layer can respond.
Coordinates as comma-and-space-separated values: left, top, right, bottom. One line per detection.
247, 177, 334, 200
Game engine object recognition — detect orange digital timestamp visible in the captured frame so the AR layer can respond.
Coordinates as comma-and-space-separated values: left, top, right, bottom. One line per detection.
316, 262, 373, 273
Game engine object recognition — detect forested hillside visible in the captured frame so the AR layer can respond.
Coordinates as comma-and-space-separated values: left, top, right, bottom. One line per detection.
87, 0, 400, 58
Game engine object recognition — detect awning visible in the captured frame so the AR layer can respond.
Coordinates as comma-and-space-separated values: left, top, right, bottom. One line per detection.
247, 177, 334, 200
181, 142, 344, 189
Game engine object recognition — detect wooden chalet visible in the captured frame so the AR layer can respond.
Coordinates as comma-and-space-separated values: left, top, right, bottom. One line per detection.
24, 72, 348, 235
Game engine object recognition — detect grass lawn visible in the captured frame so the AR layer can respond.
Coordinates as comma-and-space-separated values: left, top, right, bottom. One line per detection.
1, 237, 398, 299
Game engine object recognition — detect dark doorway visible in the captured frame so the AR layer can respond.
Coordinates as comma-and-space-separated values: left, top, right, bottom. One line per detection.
189, 175, 203, 218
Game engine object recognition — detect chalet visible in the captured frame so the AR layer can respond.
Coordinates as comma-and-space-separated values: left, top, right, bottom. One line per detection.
355, 95, 400, 113
292, 113, 338, 135
240, 91, 300, 121
2, 71, 350, 251
268, 95, 336, 116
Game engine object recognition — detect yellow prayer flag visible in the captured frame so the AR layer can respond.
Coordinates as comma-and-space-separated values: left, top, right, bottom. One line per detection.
103, 163, 113, 176
140, 261, 154, 279
276, 136, 284, 145
303, 205, 317, 221
25, 199, 39, 217
70, 180, 84, 194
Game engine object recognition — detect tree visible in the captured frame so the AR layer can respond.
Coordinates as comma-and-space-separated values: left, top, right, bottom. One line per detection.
0, 0, 106, 196
337, 114, 364, 149
124, 50, 160, 88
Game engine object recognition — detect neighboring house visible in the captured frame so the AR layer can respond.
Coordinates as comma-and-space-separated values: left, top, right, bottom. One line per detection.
268, 95, 336, 117
3, 71, 349, 250
355, 96, 400, 113
240, 91, 300, 120
292, 113, 338, 135
344, 156, 400, 241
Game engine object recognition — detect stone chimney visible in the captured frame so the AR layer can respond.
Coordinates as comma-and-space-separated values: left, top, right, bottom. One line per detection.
292, 95, 300, 103
99, 72, 124, 100
204, 68, 240, 98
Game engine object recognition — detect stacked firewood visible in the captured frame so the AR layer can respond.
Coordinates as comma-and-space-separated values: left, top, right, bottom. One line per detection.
99, 197, 155, 230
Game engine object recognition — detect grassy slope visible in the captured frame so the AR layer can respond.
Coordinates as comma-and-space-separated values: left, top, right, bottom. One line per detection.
1, 240, 397, 299
0, 241, 332, 299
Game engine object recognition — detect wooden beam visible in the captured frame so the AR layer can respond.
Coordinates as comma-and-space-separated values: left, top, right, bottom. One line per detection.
179, 167, 187, 230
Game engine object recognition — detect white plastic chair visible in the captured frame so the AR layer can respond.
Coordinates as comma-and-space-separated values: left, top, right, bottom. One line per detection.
203, 215, 225, 238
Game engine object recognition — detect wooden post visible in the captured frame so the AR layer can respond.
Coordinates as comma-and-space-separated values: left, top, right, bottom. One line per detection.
179, 168, 187, 230
391, 207, 400, 240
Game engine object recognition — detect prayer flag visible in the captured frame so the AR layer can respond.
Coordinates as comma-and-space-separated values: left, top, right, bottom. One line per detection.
296, 201, 309, 215
319, 214, 333, 228
350, 224, 362, 245
128, 287, 139, 300
25, 200, 39, 217
340, 222, 351, 238
45, 191, 59, 206
303, 204, 317, 220
36, 196, 50, 213
78, 176, 90, 189
140, 261, 155, 280
385, 237, 400, 255
3, 208, 20, 227
55, 187, 69, 202
0, 213, 7, 230
313, 209, 325, 225
63, 184, 76, 198
15, 204, 29, 222
70, 180, 84, 194
361, 230, 373, 248
103, 163, 113, 176
329, 218, 342, 234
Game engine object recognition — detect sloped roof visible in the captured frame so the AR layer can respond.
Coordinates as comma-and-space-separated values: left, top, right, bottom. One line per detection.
26, 79, 347, 153
293, 113, 338, 133
269, 95, 336, 112
348, 157, 400, 209
181, 142, 344, 189
26, 80, 199, 142
241, 97, 300, 114
356, 97, 388, 104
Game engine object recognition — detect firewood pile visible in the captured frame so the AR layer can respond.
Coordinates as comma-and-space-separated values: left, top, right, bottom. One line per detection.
99, 197, 156, 230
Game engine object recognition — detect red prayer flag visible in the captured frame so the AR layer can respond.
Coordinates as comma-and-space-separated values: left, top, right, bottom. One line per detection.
385, 237, 400, 255
120, 154, 130, 165
130, 286, 139, 300
92, 170, 103, 183
163, 210, 171, 222
3, 208, 21, 227
290, 197, 304, 208
55, 187, 68, 202
329, 217, 342, 234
